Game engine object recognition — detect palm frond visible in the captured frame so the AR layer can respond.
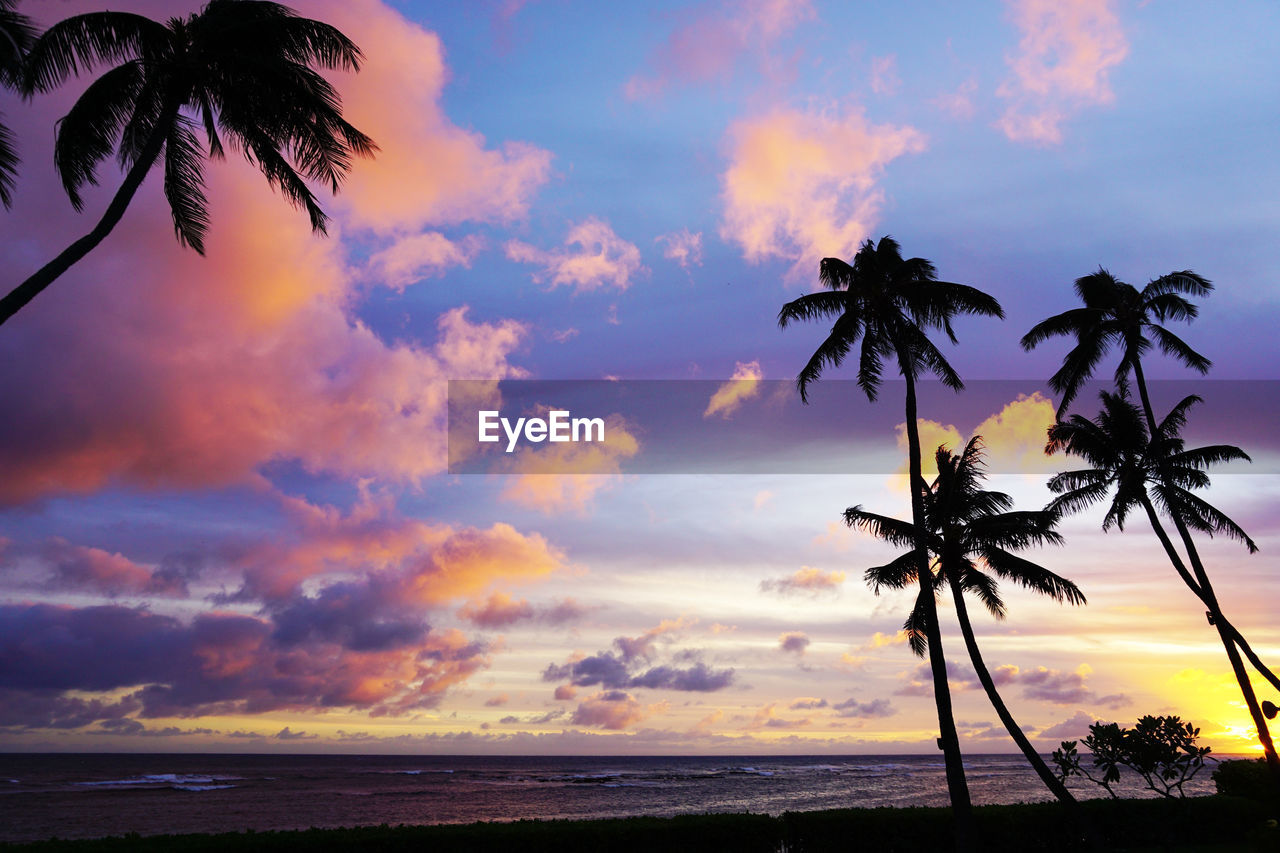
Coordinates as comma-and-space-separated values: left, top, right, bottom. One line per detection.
817, 256, 855, 291
52, 59, 146, 209
1147, 324, 1211, 374
844, 505, 917, 547
904, 585, 932, 657
163, 114, 209, 253
778, 290, 849, 327
864, 550, 922, 593
23, 11, 169, 94
981, 547, 1085, 605
1144, 270, 1212, 300
956, 563, 1006, 619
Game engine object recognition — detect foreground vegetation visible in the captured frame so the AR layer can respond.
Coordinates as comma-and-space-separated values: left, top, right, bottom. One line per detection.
3, 796, 1277, 853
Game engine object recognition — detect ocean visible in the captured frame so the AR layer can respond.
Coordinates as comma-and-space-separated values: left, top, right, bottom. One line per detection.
0, 753, 1227, 843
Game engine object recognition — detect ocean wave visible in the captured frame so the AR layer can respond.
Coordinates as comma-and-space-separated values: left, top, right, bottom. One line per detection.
75, 773, 242, 790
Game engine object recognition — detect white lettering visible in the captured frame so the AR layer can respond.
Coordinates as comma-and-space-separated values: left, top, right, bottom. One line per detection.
573, 417, 605, 442
549, 410, 570, 442
503, 417, 526, 453
482, 410, 605, 452
478, 411, 500, 442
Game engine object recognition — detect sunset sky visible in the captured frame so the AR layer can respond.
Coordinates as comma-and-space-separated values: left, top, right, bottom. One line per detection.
0, 0, 1277, 755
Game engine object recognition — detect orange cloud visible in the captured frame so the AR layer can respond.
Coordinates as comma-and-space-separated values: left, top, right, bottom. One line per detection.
235, 488, 565, 602
861, 631, 909, 651
0, 4, 537, 507
704, 360, 763, 418
760, 566, 846, 596
721, 108, 926, 278
497, 412, 641, 514
506, 218, 646, 293
624, 0, 815, 100
890, 393, 1056, 483
996, 0, 1128, 145
458, 591, 586, 629
570, 690, 647, 729
894, 418, 964, 481
971, 392, 1058, 473
317, 0, 552, 233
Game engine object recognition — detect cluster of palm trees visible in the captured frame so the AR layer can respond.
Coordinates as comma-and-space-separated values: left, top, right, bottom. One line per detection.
0, 0, 374, 327
781, 237, 1278, 846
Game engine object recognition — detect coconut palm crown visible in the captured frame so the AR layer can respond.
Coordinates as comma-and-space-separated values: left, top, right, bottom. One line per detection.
1, 0, 376, 326
1021, 268, 1212, 420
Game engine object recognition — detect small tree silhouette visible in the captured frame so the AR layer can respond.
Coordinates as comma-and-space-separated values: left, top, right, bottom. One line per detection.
1053, 715, 1213, 799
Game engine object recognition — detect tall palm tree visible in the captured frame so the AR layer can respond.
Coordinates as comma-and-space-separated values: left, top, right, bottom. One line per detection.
779, 236, 1003, 841
846, 438, 1086, 807
0, 0, 376, 326
1024, 269, 1279, 775
0, 0, 37, 207
1047, 392, 1280, 779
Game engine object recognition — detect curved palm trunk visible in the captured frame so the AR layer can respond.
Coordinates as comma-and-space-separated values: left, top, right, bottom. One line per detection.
945, 574, 1076, 802
1131, 364, 1280, 778
0, 102, 177, 327
903, 372, 972, 849
1170, 517, 1280, 779
1138, 495, 1280, 781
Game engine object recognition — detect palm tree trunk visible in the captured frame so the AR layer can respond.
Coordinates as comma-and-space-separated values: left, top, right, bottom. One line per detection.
946, 575, 1102, 850
945, 574, 1076, 802
0, 102, 177, 327
1139, 496, 1280, 781
1131, 366, 1280, 779
1171, 517, 1280, 779
903, 371, 972, 850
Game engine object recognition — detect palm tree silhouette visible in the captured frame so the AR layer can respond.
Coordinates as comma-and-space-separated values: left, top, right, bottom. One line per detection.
0, 0, 36, 207
1047, 391, 1280, 778
846, 438, 1086, 807
779, 236, 1003, 840
0, 0, 376, 326
1021, 267, 1212, 421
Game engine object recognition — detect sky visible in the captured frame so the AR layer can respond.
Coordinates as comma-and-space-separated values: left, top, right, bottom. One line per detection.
0, 0, 1277, 756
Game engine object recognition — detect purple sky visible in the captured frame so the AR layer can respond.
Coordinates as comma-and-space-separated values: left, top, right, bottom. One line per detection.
0, 0, 1276, 755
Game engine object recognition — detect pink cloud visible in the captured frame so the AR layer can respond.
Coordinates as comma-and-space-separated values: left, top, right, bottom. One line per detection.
232, 489, 566, 603
0, 1, 551, 507
365, 232, 484, 291
624, 0, 815, 100
506, 219, 646, 293
0, 164, 528, 505
458, 591, 586, 629
759, 566, 845, 597
933, 77, 979, 120
570, 690, 647, 729
779, 631, 811, 655
996, 0, 1128, 145
0, 537, 187, 598
315, 0, 552, 233
656, 228, 704, 269
720, 108, 926, 278
870, 55, 900, 96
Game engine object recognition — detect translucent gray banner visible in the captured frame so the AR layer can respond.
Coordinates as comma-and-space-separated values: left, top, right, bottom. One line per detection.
447, 379, 1280, 475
